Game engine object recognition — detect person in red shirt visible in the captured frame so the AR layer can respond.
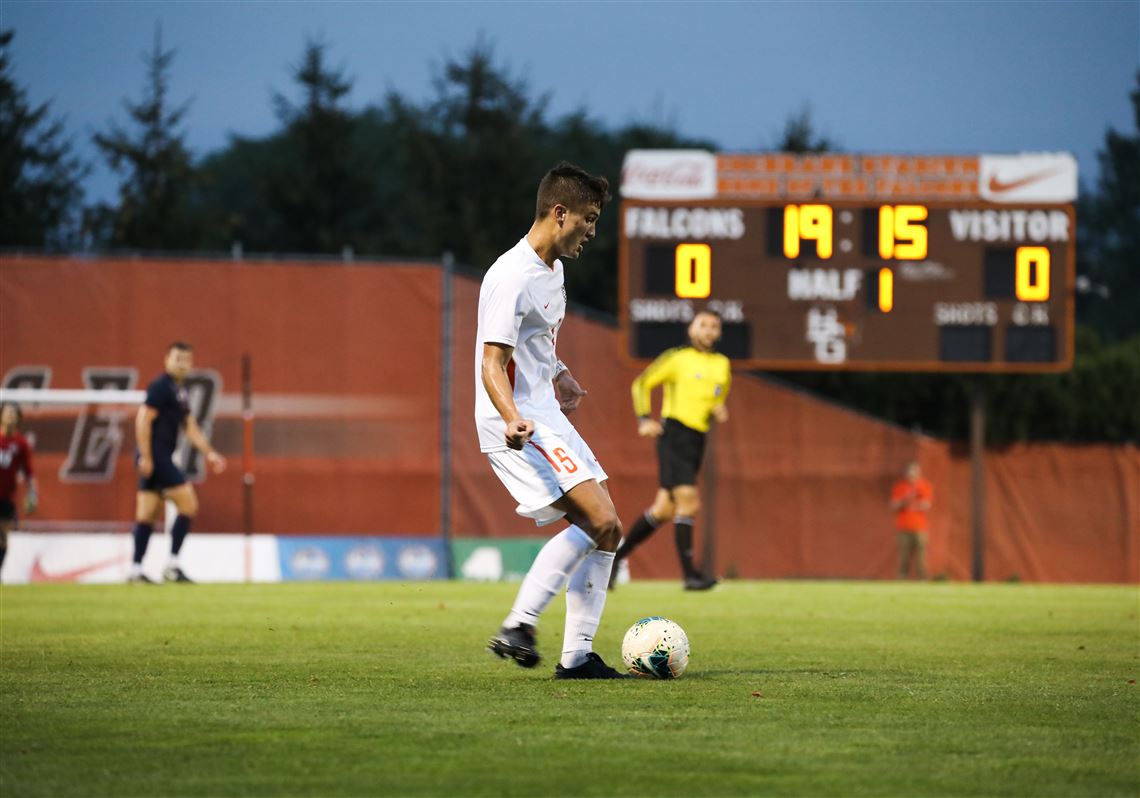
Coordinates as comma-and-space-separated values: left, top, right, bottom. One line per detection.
889, 461, 932, 580
0, 403, 38, 574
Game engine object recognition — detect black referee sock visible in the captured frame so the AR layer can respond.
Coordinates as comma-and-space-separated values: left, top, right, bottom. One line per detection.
132, 522, 154, 564
616, 510, 660, 561
171, 515, 192, 556
673, 516, 700, 579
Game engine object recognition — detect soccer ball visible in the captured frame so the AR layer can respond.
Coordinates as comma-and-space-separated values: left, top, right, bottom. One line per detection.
621, 616, 690, 679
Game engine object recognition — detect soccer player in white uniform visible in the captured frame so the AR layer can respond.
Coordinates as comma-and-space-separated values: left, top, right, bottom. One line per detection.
479, 162, 625, 679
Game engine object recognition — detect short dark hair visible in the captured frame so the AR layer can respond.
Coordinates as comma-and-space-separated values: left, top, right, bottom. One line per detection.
168, 341, 193, 353
695, 308, 723, 322
535, 161, 611, 220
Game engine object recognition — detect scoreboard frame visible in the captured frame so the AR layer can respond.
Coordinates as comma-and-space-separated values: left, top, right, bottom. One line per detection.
617, 197, 1076, 373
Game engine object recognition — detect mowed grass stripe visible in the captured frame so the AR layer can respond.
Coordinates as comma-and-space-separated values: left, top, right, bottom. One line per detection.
1, 581, 1136, 797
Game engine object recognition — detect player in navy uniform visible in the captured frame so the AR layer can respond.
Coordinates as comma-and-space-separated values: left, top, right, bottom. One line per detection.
0, 403, 38, 576
129, 342, 226, 584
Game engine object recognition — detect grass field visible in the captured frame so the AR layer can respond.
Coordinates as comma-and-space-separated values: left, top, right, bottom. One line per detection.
2, 580, 1137, 797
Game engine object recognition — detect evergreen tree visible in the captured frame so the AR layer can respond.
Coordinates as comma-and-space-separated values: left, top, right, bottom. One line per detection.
261, 38, 371, 254
776, 106, 836, 153
91, 24, 198, 250
409, 37, 548, 270
0, 29, 87, 248
1078, 72, 1140, 343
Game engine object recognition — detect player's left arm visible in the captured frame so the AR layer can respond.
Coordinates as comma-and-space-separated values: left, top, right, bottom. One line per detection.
914, 480, 932, 511
710, 360, 731, 424
21, 441, 37, 515
183, 416, 227, 474
553, 360, 587, 414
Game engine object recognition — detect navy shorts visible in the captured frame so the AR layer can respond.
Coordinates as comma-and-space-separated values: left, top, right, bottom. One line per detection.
138, 455, 187, 493
656, 418, 707, 489
0, 497, 16, 523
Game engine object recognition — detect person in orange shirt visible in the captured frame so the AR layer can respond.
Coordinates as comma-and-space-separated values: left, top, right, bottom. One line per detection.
889, 461, 933, 580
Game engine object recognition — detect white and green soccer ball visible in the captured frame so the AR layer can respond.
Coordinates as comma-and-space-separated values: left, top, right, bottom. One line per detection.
621, 616, 690, 679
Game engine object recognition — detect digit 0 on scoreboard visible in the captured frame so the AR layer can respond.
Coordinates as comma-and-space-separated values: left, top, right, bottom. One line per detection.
674, 243, 711, 298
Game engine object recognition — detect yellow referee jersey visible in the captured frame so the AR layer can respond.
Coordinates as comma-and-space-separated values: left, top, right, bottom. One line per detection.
631, 346, 731, 434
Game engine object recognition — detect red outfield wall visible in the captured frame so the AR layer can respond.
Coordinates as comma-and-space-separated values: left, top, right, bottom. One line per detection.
3, 255, 1137, 582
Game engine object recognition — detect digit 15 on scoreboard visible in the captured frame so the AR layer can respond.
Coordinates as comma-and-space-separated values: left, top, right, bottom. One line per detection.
619, 201, 1074, 372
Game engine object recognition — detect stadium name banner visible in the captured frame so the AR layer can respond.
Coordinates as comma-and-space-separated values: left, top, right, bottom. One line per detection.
277, 536, 447, 581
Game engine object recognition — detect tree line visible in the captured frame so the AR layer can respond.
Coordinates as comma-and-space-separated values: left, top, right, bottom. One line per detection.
2, 28, 1137, 443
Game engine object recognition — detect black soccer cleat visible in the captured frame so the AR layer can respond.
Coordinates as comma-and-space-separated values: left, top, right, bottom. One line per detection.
683, 575, 719, 591
127, 573, 157, 585
554, 652, 627, 680
488, 623, 541, 668
163, 567, 194, 584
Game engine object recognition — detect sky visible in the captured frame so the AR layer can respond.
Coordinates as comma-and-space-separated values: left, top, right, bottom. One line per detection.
4, 0, 1138, 204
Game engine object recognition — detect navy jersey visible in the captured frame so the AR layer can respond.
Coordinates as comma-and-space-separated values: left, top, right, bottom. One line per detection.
144, 373, 190, 457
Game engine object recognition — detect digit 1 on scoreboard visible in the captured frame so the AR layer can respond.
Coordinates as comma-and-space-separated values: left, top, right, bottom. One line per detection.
878, 267, 894, 312
783, 204, 833, 259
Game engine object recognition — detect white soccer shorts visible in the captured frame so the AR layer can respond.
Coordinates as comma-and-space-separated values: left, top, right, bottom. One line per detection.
486, 423, 608, 527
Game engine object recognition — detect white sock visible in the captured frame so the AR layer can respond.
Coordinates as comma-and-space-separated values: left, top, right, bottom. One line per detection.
560, 548, 615, 669
168, 555, 180, 569
130, 562, 143, 577
504, 525, 595, 629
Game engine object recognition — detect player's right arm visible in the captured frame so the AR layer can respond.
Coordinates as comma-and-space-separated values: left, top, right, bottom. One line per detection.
481, 342, 534, 450
631, 349, 678, 437
135, 405, 157, 477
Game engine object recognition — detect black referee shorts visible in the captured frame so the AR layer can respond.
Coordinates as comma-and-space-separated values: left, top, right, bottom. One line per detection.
656, 418, 707, 489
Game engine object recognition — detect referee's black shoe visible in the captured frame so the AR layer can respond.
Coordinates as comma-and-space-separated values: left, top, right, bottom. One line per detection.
683, 575, 719, 591
554, 652, 627, 680
488, 623, 541, 668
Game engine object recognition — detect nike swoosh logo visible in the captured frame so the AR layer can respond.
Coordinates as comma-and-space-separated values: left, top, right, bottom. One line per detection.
30, 553, 129, 583
986, 168, 1062, 194
544, 302, 550, 309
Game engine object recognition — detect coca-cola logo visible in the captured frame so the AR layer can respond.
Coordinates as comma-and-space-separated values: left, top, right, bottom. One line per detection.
621, 150, 716, 199
622, 161, 707, 187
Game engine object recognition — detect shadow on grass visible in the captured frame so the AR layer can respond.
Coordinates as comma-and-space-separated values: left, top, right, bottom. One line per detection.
684, 668, 868, 680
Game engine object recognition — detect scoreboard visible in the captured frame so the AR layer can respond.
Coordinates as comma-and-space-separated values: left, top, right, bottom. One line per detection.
618, 151, 1076, 372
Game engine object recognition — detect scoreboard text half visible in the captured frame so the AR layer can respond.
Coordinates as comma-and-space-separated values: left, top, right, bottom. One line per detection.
618, 152, 1076, 372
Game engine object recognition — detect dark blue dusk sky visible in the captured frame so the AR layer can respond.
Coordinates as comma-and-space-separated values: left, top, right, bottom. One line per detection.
4, 0, 1138, 202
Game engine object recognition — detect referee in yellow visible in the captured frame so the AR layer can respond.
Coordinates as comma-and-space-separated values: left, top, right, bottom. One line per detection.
613, 310, 731, 590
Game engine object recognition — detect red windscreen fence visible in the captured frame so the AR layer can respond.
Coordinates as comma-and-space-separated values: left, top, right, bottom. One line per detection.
3, 255, 1136, 582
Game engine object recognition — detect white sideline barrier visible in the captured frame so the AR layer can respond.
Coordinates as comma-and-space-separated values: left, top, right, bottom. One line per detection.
2, 532, 281, 584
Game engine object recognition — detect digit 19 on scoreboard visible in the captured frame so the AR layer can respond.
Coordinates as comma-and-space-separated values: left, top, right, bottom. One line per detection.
619, 200, 1074, 371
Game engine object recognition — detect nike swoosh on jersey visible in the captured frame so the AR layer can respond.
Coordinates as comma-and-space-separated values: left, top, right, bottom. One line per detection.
986, 168, 1062, 194
29, 554, 129, 583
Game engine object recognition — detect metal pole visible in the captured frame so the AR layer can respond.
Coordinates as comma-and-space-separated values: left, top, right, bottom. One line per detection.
439, 253, 455, 578
241, 354, 254, 582
970, 380, 986, 582
701, 424, 718, 580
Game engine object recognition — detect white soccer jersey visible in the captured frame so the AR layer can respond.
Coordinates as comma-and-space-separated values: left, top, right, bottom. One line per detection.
475, 237, 569, 452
